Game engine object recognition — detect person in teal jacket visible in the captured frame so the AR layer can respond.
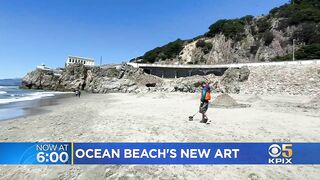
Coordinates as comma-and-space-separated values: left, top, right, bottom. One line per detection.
199, 83, 211, 123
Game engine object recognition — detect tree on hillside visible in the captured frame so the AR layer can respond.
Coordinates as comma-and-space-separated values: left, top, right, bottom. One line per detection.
142, 39, 185, 63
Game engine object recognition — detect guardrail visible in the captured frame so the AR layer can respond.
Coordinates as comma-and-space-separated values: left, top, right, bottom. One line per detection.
127, 60, 320, 69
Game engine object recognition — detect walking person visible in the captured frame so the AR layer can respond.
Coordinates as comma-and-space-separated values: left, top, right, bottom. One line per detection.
75, 89, 81, 98
75, 90, 79, 97
199, 83, 211, 123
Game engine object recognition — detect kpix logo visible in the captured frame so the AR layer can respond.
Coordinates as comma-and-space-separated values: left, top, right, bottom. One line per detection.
268, 144, 293, 164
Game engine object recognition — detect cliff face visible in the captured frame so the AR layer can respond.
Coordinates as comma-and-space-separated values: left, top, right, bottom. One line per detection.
22, 65, 88, 91
178, 27, 294, 65
21, 64, 164, 93
140, 18, 297, 65
21, 62, 320, 96
21, 63, 253, 94
136, 0, 320, 64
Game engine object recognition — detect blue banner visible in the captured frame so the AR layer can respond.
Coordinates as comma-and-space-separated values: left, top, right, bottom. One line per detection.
0, 142, 320, 165
0, 142, 71, 164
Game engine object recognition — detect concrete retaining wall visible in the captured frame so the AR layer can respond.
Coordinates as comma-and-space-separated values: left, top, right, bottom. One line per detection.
127, 60, 320, 78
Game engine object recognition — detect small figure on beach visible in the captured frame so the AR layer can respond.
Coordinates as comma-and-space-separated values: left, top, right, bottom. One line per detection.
199, 83, 211, 123
75, 89, 81, 98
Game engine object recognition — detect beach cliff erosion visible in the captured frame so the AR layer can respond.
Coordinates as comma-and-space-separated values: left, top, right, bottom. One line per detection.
21, 61, 253, 94
21, 61, 320, 96
21, 63, 165, 93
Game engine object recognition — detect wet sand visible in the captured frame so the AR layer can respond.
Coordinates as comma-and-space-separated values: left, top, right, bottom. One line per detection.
0, 93, 73, 121
0, 93, 319, 179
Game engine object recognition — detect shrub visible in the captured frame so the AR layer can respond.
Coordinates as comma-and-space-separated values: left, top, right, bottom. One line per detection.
240, 15, 254, 23
295, 43, 320, 59
206, 19, 245, 40
274, 4, 293, 18
250, 45, 259, 54
256, 17, 271, 33
289, 8, 320, 25
263, 31, 274, 46
196, 40, 213, 54
195, 40, 206, 48
272, 43, 320, 61
276, 19, 290, 31
293, 23, 320, 44
142, 39, 185, 63
187, 35, 204, 43
269, 7, 280, 15
272, 0, 320, 26
272, 54, 292, 61
206, 19, 228, 37
292, 0, 320, 6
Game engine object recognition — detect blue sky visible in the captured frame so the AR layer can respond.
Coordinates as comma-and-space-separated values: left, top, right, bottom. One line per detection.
0, 0, 288, 78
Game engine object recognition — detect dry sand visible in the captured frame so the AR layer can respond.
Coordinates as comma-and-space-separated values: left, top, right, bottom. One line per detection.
0, 93, 319, 179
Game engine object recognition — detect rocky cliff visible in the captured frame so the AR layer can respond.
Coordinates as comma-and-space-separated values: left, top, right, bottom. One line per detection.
135, 0, 320, 64
21, 64, 163, 93
239, 64, 320, 95
21, 64, 253, 94
21, 62, 320, 96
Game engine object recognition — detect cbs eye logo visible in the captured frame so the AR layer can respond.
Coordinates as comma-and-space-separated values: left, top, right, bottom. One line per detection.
268, 144, 282, 157
268, 144, 293, 164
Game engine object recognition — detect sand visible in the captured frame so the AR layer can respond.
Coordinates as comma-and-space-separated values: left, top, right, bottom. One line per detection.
0, 93, 319, 179
210, 94, 250, 108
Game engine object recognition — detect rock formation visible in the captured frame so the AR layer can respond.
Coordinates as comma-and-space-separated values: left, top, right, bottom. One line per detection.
135, 0, 320, 64
21, 64, 163, 93
238, 64, 320, 95
21, 62, 320, 96
21, 64, 251, 94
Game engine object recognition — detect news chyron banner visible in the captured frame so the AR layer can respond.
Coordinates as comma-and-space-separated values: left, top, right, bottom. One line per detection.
0, 143, 319, 165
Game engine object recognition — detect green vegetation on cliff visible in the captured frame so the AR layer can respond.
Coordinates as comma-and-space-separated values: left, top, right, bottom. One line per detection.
141, 39, 185, 63
139, 0, 320, 63
273, 43, 320, 61
195, 40, 213, 54
271, 0, 320, 27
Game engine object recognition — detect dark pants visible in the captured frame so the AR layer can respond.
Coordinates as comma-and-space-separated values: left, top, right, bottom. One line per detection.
199, 100, 209, 122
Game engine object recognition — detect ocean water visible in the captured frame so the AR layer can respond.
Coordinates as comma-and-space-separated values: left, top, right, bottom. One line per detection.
0, 86, 71, 120
0, 86, 63, 105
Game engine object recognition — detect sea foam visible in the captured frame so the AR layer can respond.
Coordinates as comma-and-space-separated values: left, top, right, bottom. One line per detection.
0, 91, 7, 94
0, 91, 65, 105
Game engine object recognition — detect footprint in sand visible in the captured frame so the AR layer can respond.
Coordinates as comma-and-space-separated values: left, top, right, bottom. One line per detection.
104, 166, 120, 178
248, 173, 260, 180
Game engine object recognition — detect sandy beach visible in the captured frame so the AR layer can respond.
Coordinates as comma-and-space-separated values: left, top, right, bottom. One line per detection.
0, 92, 319, 179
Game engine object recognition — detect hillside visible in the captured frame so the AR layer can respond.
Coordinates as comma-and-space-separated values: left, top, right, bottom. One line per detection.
133, 0, 320, 64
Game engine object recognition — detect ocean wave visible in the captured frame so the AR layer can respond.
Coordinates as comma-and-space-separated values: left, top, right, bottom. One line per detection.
0, 91, 66, 105
0, 86, 18, 89
0, 91, 7, 94
8, 94, 25, 97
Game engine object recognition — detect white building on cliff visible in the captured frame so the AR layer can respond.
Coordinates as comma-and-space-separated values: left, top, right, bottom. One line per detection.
66, 56, 95, 66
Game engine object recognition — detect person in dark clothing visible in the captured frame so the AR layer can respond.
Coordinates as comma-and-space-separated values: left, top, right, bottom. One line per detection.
75, 89, 81, 98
